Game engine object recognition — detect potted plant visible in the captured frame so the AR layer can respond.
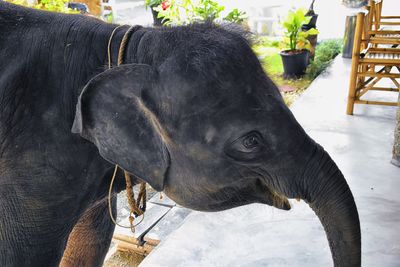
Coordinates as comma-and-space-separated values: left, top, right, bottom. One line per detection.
280, 8, 319, 79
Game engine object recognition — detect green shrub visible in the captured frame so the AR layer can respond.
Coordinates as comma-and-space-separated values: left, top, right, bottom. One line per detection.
306, 39, 342, 79
252, 37, 282, 75
254, 36, 280, 48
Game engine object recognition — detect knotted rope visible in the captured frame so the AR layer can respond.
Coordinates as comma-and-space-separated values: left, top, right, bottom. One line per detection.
106, 25, 147, 233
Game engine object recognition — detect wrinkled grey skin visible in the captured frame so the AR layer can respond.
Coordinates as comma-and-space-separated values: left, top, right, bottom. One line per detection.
0, 2, 360, 266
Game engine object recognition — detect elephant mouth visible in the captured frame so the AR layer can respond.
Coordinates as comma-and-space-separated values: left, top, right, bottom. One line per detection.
203, 178, 292, 211
264, 184, 291, 210
164, 176, 291, 212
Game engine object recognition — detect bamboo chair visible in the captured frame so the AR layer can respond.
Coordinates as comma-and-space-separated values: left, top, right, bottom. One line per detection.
366, 0, 400, 45
369, 0, 400, 30
346, 10, 400, 115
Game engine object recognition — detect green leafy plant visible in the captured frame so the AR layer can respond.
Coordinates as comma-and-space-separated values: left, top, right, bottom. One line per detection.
145, 0, 163, 7
154, 0, 246, 25
224, 8, 246, 24
5, 0, 28, 6
193, 0, 224, 21
6, 0, 78, 13
35, 0, 76, 13
153, 0, 190, 25
281, 8, 319, 51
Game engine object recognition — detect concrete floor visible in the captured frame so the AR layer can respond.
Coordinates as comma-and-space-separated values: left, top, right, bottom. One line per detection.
139, 57, 400, 266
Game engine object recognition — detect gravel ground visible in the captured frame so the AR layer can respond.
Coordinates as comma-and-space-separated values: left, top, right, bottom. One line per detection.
104, 250, 145, 267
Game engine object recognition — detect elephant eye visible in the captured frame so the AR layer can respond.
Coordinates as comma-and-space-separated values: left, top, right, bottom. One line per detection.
224, 131, 265, 162
226, 131, 264, 154
243, 134, 260, 149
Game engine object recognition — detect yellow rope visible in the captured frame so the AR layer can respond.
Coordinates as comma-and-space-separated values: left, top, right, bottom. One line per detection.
117, 26, 137, 66
107, 25, 124, 69
106, 25, 147, 234
108, 165, 145, 233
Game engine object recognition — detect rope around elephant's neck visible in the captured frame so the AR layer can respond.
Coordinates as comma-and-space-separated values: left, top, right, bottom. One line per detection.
107, 25, 139, 67
106, 25, 147, 233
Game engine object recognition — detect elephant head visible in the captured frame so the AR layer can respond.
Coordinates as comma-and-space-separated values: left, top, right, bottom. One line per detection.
72, 24, 361, 266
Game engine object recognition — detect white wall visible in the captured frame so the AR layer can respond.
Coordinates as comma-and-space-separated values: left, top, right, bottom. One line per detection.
220, 0, 400, 39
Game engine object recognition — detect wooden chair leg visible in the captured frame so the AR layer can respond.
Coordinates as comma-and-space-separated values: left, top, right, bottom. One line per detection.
347, 66, 359, 115
347, 13, 365, 115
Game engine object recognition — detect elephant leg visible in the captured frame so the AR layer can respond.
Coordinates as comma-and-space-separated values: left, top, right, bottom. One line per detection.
60, 195, 117, 267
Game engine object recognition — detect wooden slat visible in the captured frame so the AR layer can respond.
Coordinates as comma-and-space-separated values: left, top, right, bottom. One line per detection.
358, 85, 398, 98
380, 16, 400, 19
113, 233, 142, 245
143, 237, 161, 246
366, 87, 399, 92
379, 21, 400, 25
368, 30, 400, 35
113, 233, 158, 256
354, 99, 398, 106
368, 48, 400, 53
357, 72, 400, 78
359, 58, 400, 65
368, 38, 400, 45
115, 240, 156, 256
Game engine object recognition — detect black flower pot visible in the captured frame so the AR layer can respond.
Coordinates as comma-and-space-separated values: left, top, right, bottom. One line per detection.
303, 14, 318, 29
280, 49, 310, 79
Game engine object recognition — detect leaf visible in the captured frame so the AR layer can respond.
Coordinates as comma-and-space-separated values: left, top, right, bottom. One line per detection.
298, 31, 308, 38
305, 28, 319, 35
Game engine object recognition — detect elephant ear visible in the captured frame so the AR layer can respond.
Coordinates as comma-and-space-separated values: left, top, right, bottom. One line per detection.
72, 64, 169, 191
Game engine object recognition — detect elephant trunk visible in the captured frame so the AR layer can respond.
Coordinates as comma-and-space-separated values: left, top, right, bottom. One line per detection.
302, 144, 361, 267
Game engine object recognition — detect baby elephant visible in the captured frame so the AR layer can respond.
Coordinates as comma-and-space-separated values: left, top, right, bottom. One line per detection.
0, 2, 360, 266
